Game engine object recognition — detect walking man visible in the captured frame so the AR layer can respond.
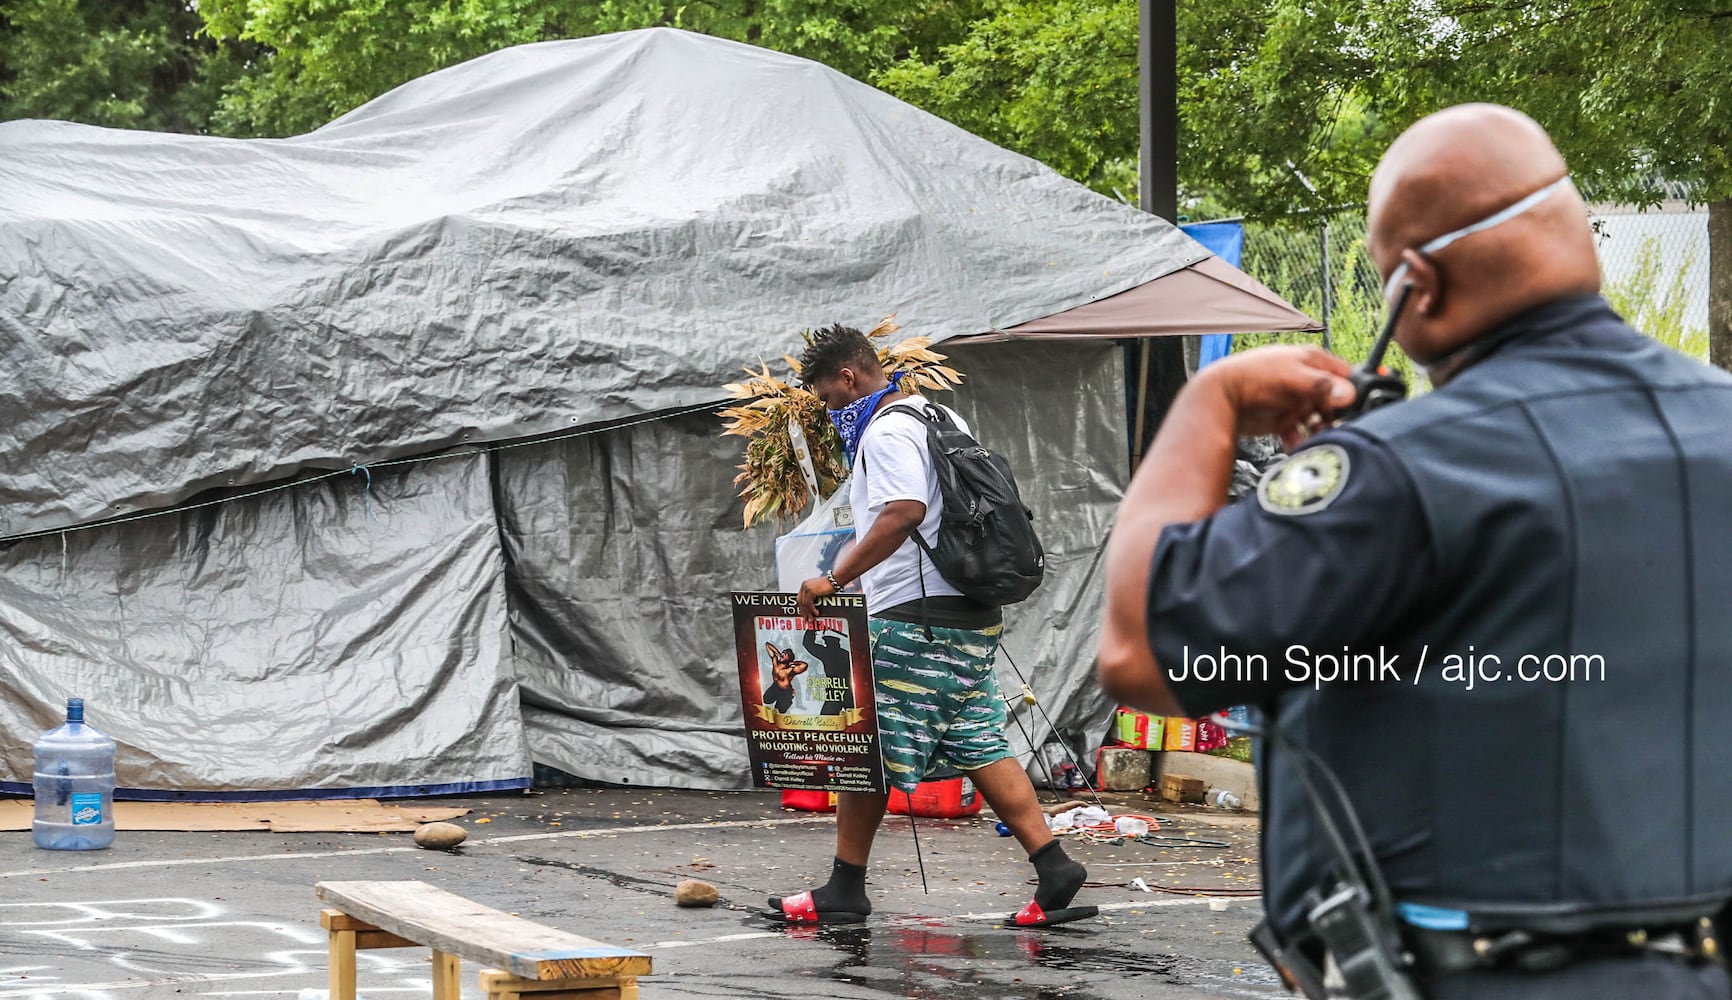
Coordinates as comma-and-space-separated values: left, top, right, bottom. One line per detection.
769, 323, 1088, 926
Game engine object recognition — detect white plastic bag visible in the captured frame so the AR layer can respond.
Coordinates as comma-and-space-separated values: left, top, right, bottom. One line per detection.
774, 488, 861, 593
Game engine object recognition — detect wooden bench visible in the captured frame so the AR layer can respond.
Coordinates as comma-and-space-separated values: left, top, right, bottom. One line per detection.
316, 880, 652, 1000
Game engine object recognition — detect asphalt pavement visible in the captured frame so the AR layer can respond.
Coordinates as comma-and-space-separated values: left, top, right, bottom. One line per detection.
0, 789, 1278, 1000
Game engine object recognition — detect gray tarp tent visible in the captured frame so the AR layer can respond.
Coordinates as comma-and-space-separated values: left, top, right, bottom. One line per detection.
0, 28, 1316, 797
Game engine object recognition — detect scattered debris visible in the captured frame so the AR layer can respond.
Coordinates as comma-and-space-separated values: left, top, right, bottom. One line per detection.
412, 822, 467, 850
674, 879, 720, 908
1159, 773, 1206, 804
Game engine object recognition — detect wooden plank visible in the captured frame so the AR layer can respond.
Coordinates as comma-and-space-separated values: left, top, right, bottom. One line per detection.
356, 929, 421, 950
317, 881, 652, 981
328, 928, 358, 1000
322, 909, 376, 932
478, 970, 633, 991
432, 949, 461, 1000
321, 909, 423, 948
481, 987, 624, 999
478, 968, 629, 998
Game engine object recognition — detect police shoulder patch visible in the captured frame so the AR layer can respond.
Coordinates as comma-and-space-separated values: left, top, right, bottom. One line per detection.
1257, 444, 1350, 516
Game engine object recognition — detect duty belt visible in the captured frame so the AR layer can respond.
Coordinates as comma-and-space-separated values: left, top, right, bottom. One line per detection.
1403, 916, 1725, 977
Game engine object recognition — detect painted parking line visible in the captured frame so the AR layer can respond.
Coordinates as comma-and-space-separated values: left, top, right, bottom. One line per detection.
646, 930, 785, 950
954, 895, 1259, 920
0, 970, 306, 998
193, 984, 426, 991
0, 816, 835, 880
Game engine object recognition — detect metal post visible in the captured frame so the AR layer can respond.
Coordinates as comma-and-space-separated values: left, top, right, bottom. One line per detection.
1130, 0, 1185, 466
1131, 341, 1153, 464
1139, 0, 1178, 223
1319, 220, 1332, 353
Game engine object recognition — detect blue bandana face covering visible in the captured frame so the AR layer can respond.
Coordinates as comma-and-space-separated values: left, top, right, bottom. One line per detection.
828, 371, 904, 464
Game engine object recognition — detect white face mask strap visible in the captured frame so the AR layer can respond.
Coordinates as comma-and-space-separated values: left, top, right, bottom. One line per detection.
1381, 175, 1574, 300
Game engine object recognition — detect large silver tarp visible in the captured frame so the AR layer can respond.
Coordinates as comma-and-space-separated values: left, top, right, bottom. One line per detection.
0, 27, 1204, 539
514, 341, 1126, 788
0, 454, 530, 797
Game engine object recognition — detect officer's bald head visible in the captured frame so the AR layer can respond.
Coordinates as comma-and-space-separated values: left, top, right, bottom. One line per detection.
1367, 105, 1600, 368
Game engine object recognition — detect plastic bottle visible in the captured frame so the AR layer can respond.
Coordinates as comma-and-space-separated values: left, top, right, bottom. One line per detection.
1114, 816, 1151, 837
32, 698, 116, 850
1205, 788, 1242, 810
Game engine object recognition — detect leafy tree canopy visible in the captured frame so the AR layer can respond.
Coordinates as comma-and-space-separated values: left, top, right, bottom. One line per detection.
0, 0, 250, 132
197, 0, 994, 137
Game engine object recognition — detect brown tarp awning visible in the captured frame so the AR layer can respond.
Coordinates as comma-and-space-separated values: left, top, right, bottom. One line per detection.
958, 255, 1322, 343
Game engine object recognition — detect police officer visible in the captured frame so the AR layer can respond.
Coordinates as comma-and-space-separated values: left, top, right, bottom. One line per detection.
1097, 104, 1732, 998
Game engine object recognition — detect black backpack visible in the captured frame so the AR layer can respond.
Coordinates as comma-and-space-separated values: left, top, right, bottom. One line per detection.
877, 403, 1045, 606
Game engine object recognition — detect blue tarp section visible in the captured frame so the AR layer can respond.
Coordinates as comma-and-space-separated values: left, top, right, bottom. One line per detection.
1181, 222, 1246, 368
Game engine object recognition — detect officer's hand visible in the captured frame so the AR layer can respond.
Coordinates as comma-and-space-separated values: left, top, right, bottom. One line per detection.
1195, 346, 1356, 449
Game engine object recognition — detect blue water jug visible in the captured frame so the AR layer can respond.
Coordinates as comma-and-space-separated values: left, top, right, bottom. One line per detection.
32, 698, 117, 850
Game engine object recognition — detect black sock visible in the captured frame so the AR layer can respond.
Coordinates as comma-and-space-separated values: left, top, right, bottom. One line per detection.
775, 856, 870, 915
1030, 840, 1086, 910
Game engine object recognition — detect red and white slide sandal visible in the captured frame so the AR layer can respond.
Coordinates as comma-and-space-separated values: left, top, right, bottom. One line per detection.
765, 890, 870, 925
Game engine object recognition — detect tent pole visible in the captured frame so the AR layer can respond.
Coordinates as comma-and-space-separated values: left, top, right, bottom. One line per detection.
1132, 341, 1153, 464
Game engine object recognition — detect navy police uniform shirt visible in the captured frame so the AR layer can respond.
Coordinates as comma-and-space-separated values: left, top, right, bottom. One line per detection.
1147, 425, 1434, 714
1143, 301, 1732, 1000
1146, 296, 1651, 715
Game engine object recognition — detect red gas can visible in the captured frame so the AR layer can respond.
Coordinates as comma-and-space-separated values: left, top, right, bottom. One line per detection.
781, 789, 839, 813
886, 777, 984, 819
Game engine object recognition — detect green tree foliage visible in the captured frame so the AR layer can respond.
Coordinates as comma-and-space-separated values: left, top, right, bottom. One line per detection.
880, 0, 1731, 364
884, 2, 1728, 217
198, 0, 553, 136
198, 0, 993, 137
0, 0, 249, 132
1362, 1, 1731, 368
876, 0, 1138, 189
878, 0, 1387, 210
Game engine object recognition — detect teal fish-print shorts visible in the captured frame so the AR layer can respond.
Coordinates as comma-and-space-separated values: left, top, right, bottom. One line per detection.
869, 618, 1012, 793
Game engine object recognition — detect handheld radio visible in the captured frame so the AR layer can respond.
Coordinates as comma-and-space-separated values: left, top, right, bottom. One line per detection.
1338, 282, 1413, 421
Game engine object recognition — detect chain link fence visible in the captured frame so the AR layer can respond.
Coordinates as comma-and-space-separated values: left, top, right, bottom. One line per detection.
1232, 210, 1426, 381
1227, 203, 1712, 370
1591, 203, 1710, 359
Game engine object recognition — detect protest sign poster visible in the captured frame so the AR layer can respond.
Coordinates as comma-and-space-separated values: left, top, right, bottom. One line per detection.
731, 591, 884, 794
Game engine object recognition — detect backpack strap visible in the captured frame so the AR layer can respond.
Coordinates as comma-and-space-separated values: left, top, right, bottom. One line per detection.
877, 400, 955, 433
858, 400, 946, 640
857, 401, 946, 561
877, 403, 972, 547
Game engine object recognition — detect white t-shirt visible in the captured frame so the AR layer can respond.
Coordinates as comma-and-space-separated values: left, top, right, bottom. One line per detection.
848, 396, 967, 614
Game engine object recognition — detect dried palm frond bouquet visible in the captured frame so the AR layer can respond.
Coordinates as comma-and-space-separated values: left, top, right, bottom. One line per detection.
719, 316, 966, 528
